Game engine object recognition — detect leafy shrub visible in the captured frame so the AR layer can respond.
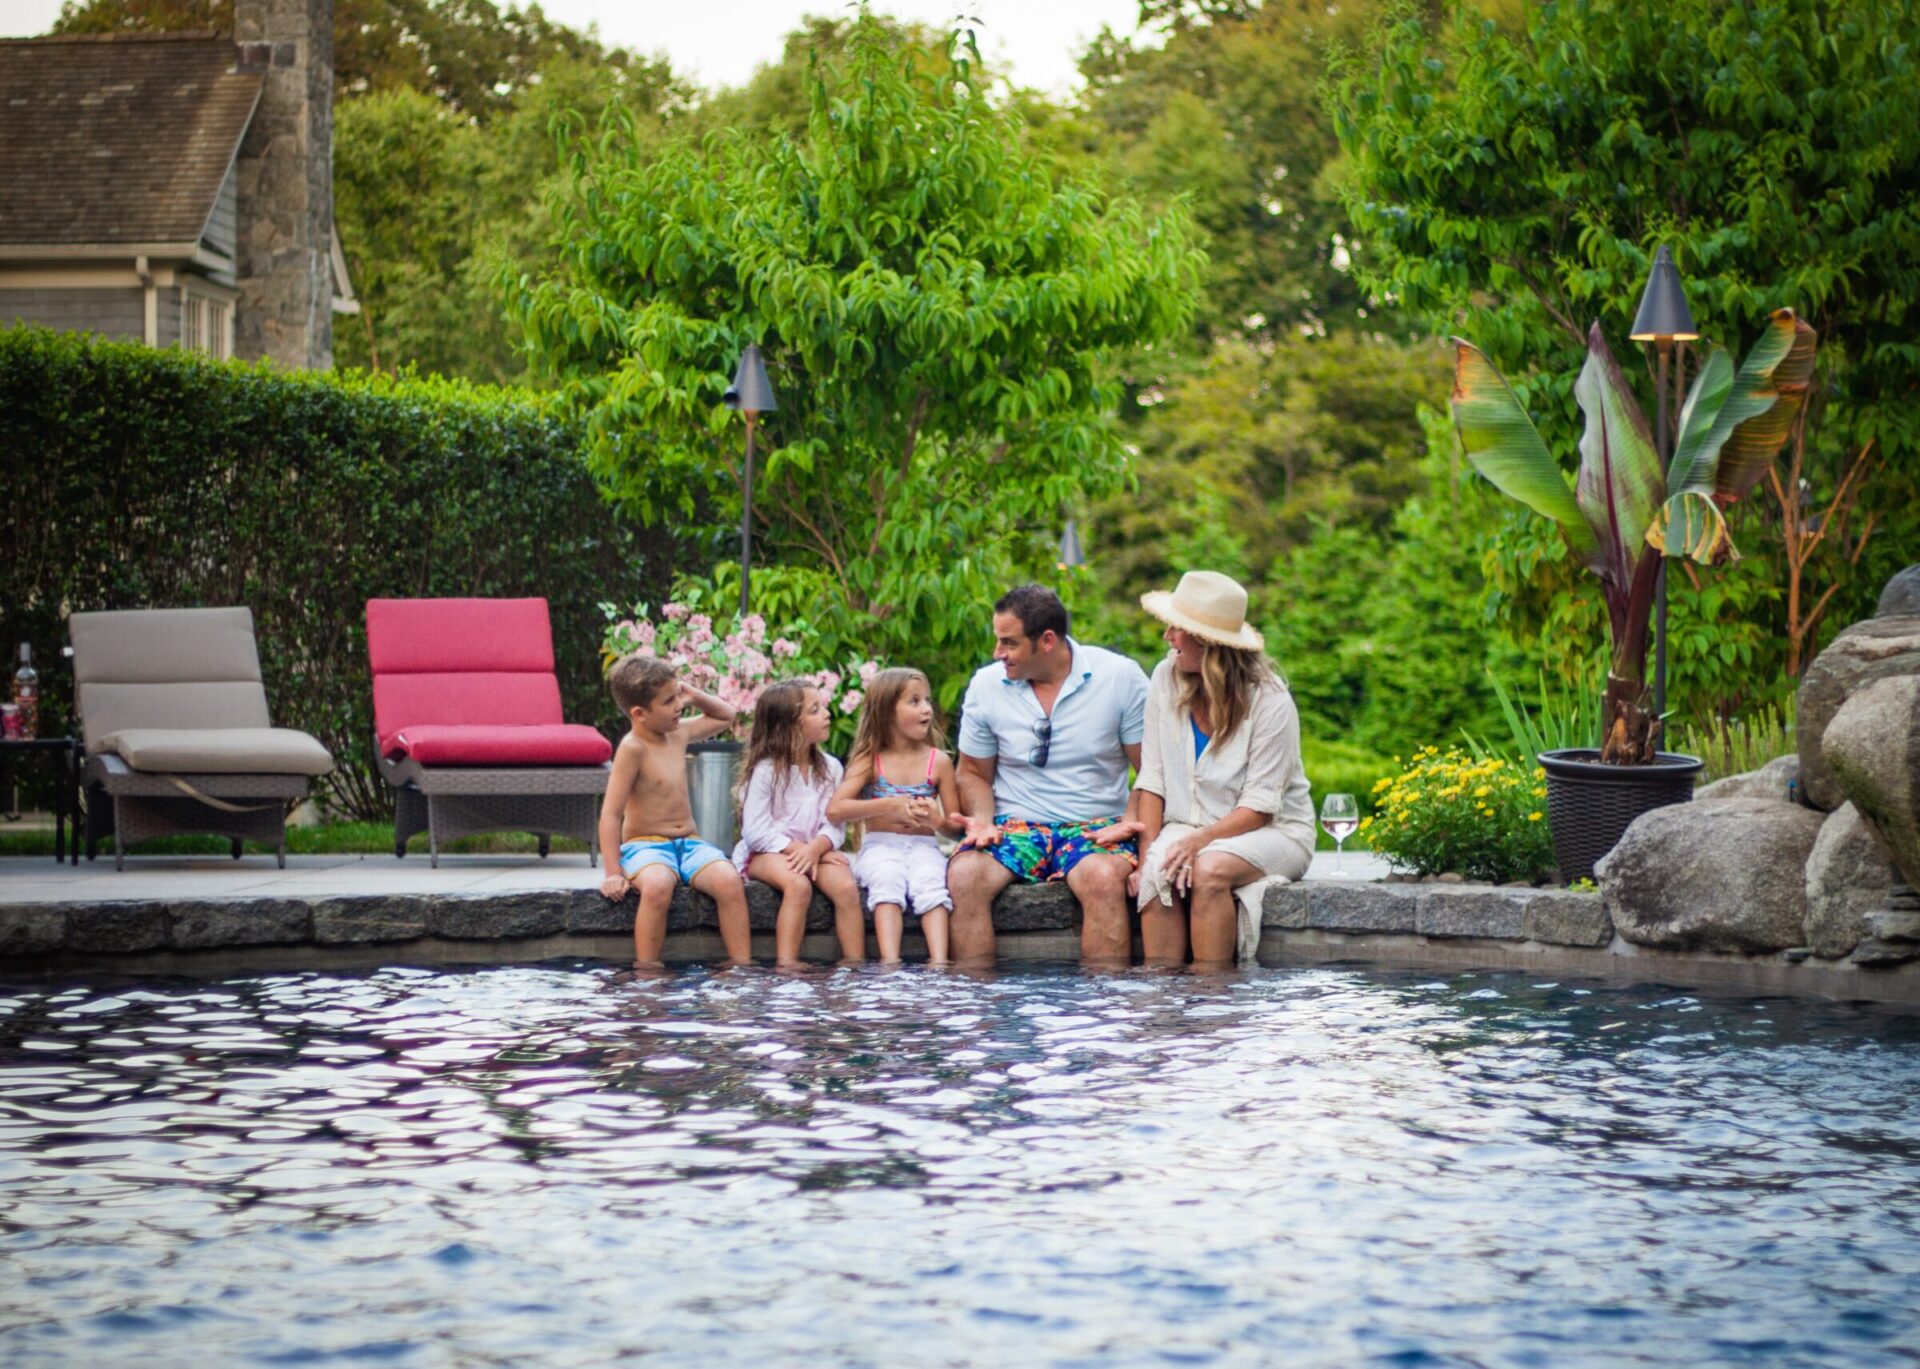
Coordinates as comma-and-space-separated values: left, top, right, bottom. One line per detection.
1678, 699, 1797, 784
0, 327, 671, 818
1364, 746, 1555, 882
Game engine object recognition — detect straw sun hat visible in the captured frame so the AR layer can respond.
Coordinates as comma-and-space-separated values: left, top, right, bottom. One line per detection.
1139, 570, 1265, 652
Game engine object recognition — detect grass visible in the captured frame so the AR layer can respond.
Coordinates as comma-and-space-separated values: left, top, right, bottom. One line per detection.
0, 820, 589, 860
1678, 699, 1797, 785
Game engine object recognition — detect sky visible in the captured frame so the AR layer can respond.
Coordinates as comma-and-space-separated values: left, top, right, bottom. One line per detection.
0, 1, 1148, 96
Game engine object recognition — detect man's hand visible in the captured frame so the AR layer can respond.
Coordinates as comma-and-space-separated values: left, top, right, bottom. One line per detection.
600, 874, 631, 901
959, 816, 1002, 848
1088, 818, 1144, 847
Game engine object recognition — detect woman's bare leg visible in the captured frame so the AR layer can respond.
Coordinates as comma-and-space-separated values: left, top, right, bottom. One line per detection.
1189, 851, 1263, 968
1139, 889, 1188, 966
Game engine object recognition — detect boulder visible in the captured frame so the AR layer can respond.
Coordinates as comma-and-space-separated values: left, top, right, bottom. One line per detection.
1797, 616, 1920, 809
1696, 753, 1799, 803
1822, 674, 1920, 889
1595, 798, 1824, 953
1802, 803, 1897, 958
1878, 565, 1920, 619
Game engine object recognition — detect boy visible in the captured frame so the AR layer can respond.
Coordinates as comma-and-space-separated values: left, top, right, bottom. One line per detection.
599, 654, 752, 966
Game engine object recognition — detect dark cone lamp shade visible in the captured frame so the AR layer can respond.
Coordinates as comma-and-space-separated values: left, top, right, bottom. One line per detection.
723, 344, 779, 413
1057, 519, 1085, 569
1629, 245, 1699, 342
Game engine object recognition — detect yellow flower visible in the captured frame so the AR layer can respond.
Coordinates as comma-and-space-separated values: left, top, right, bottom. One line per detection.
1528, 811, 1544, 822
1473, 784, 1492, 798
1359, 816, 1374, 831
1372, 778, 1393, 794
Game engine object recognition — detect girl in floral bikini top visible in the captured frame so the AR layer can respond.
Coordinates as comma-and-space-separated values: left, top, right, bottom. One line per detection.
828, 668, 966, 964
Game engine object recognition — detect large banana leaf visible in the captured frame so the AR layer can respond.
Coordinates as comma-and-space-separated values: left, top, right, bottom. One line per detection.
1651, 309, 1819, 564
1571, 324, 1663, 590
1450, 339, 1596, 560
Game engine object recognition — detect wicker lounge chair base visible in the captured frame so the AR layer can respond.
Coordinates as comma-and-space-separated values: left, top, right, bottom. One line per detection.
83, 755, 305, 871
381, 756, 606, 868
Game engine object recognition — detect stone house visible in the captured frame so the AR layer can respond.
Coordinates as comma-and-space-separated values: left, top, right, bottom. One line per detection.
0, 0, 352, 370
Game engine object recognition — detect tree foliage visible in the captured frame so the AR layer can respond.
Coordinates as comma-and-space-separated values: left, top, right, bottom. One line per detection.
506, 16, 1206, 704
1331, 0, 1920, 726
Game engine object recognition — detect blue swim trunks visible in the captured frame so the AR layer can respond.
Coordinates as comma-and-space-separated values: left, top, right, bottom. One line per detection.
619, 835, 729, 883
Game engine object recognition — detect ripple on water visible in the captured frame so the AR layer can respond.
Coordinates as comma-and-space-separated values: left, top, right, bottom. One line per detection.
1, 961, 1919, 1366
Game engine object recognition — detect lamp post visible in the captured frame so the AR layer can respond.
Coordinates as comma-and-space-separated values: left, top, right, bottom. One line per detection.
1629, 245, 1698, 725
722, 344, 779, 620
1057, 518, 1085, 571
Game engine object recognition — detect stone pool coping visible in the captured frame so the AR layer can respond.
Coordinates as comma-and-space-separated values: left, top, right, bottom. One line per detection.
3, 870, 1916, 1005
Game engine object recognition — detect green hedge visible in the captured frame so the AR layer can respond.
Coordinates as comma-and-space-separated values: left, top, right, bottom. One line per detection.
0, 327, 671, 819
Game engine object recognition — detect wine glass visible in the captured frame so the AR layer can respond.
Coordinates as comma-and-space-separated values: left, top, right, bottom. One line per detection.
1320, 793, 1359, 877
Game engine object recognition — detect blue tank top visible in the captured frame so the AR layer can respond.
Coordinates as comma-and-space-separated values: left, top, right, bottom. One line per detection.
863, 748, 938, 799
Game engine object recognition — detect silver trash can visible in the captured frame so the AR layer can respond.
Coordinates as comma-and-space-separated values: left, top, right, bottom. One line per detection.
686, 741, 742, 852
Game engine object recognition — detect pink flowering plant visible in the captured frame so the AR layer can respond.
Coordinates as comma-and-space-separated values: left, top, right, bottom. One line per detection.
600, 599, 879, 738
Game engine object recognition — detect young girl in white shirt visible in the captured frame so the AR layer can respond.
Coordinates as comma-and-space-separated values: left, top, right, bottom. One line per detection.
829, 668, 964, 964
733, 680, 864, 965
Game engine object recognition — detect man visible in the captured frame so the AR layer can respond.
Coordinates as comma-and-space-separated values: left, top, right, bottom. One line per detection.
949, 584, 1149, 965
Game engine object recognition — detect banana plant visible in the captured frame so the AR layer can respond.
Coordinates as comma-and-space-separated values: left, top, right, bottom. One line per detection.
1451, 309, 1817, 764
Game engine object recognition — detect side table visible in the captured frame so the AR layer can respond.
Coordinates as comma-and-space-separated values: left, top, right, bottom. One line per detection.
0, 735, 82, 863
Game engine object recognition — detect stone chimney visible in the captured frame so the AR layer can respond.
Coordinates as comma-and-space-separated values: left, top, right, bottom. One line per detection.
232, 0, 332, 369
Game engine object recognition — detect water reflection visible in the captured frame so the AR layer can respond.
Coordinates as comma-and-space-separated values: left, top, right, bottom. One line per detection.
2, 963, 1919, 1366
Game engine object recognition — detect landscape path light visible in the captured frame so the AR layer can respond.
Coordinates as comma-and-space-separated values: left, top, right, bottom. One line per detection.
1629, 245, 1699, 724
722, 344, 779, 620
1057, 518, 1085, 571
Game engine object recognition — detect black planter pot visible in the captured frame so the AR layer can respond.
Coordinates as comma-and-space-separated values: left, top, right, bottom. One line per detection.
1539, 748, 1704, 883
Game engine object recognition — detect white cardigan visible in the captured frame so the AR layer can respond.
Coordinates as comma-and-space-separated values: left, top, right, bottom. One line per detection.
1134, 656, 1316, 859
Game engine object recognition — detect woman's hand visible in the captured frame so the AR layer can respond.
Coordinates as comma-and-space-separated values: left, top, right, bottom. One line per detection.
1088, 818, 1144, 847
1158, 830, 1209, 894
600, 874, 631, 901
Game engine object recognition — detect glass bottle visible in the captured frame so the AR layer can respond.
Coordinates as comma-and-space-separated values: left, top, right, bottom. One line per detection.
12, 643, 37, 741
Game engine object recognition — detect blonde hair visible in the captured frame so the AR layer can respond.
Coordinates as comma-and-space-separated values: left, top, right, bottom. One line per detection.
847, 668, 945, 775
734, 680, 832, 813
1177, 641, 1277, 744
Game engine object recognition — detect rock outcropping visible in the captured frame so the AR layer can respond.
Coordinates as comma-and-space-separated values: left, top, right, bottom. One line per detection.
1823, 674, 1920, 891
1596, 798, 1825, 953
1796, 616, 1920, 810
1803, 803, 1897, 959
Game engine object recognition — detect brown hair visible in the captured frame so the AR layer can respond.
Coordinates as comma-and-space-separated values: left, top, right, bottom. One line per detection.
1177, 641, 1277, 745
847, 667, 945, 775
610, 654, 677, 715
994, 583, 1069, 642
734, 679, 832, 812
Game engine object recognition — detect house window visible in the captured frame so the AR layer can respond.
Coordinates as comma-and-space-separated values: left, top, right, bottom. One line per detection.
180, 290, 232, 359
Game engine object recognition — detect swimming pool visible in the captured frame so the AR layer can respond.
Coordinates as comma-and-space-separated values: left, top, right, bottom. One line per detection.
3, 962, 1918, 1365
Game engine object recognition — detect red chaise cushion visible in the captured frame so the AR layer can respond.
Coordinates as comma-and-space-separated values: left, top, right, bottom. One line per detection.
387, 723, 612, 767
366, 597, 609, 766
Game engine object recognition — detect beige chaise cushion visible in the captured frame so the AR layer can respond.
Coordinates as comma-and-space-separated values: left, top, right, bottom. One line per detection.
69, 606, 333, 775
94, 727, 334, 775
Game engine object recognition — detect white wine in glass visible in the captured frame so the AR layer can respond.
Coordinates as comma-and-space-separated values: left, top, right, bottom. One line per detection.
1320, 793, 1360, 876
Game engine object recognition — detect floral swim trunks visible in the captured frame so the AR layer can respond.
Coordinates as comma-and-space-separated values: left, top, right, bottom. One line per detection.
971, 815, 1138, 884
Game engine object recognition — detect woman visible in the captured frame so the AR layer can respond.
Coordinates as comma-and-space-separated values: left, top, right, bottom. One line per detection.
1115, 570, 1315, 966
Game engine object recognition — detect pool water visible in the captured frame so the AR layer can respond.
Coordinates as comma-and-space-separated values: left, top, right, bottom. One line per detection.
3, 962, 1919, 1366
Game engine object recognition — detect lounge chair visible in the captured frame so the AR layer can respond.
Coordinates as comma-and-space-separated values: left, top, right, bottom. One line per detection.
70, 606, 334, 869
366, 597, 612, 867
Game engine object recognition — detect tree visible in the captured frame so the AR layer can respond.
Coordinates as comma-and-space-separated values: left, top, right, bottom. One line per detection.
1078, 0, 1395, 341
54, 0, 672, 122
506, 14, 1206, 702
1330, 0, 1920, 725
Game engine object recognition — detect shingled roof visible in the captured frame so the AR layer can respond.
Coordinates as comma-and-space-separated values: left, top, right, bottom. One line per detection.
0, 32, 263, 249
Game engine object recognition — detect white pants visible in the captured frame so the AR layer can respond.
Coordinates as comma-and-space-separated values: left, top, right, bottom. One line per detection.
854, 832, 952, 916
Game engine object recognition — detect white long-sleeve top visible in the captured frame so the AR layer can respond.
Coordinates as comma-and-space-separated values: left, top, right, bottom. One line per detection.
731, 754, 846, 872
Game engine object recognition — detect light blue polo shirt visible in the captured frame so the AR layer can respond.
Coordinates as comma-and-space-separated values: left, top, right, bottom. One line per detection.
957, 639, 1150, 824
